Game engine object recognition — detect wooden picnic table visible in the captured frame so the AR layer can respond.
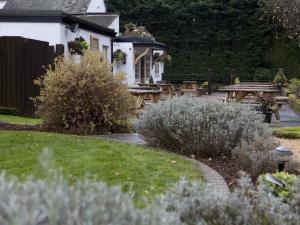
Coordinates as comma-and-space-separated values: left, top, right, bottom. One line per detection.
136, 83, 174, 96
219, 83, 283, 120
219, 84, 281, 103
128, 89, 161, 109
181, 81, 199, 90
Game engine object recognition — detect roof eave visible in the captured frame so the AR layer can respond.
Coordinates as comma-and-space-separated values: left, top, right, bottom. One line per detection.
0, 10, 116, 37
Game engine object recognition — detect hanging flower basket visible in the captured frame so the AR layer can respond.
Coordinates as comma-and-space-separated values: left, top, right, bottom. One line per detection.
153, 52, 172, 63
68, 36, 89, 55
113, 49, 127, 64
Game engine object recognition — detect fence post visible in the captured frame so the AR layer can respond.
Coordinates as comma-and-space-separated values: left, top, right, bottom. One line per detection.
230, 69, 236, 85
55, 44, 65, 57
207, 69, 212, 95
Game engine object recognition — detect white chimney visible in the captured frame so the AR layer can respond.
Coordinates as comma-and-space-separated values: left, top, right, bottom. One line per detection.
87, 0, 106, 13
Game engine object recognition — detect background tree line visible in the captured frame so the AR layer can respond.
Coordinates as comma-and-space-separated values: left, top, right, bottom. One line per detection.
106, 0, 300, 81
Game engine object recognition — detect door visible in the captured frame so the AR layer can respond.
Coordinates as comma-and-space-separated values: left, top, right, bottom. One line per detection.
140, 57, 145, 83
135, 56, 151, 83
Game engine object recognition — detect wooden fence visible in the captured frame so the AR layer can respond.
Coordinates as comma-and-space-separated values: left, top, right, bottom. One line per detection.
0, 36, 64, 117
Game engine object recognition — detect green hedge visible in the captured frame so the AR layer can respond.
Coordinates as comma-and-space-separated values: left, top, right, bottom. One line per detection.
289, 94, 300, 114
0, 107, 19, 116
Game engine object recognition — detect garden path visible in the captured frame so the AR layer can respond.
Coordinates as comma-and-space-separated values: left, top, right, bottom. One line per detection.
277, 105, 300, 127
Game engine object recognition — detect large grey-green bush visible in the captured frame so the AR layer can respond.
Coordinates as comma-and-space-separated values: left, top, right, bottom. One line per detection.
1, 171, 300, 225
136, 97, 276, 157
0, 172, 180, 225
159, 175, 300, 225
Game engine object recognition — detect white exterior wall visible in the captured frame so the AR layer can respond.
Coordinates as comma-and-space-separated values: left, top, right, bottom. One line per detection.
0, 22, 113, 62
113, 42, 134, 84
153, 50, 164, 83
109, 15, 120, 36
87, 0, 106, 13
0, 22, 61, 45
60, 24, 112, 62
113, 44, 165, 85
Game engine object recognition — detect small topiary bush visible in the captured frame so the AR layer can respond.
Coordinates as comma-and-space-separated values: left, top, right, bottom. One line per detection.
136, 97, 275, 157
288, 78, 300, 97
34, 50, 134, 134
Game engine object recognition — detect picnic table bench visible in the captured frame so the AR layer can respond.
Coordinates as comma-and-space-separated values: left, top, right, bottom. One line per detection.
136, 83, 174, 96
128, 89, 161, 109
219, 83, 281, 103
181, 81, 199, 90
219, 83, 285, 120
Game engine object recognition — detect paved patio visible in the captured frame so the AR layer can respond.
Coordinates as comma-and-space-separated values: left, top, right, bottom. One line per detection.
276, 105, 300, 127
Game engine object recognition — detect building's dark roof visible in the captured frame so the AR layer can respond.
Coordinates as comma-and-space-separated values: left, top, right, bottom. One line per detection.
0, 10, 116, 37
3, 0, 91, 14
75, 13, 118, 28
113, 36, 167, 49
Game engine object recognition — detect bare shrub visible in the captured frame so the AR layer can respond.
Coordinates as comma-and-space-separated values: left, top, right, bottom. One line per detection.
34, 50, 134, 134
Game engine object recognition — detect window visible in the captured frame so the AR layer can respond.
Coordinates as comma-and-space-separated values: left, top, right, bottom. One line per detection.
0, 1, 6, 9
90, 36, 99, 51
155, 62, 160, 77
103, 45, 109, 60
145, 56, 151, 80
135, 62, 140, 82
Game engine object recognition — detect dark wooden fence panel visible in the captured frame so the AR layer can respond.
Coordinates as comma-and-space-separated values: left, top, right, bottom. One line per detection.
0, 36, 64, 117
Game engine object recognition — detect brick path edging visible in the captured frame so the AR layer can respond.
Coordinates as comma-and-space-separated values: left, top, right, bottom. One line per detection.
97, 133, 230, 195
192, 158, 230, 196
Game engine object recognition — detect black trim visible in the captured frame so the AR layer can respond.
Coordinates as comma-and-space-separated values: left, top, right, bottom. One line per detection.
113, 36, 167, 49
0, 10, 116, 37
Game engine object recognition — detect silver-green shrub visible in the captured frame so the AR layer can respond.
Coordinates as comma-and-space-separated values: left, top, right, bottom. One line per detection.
1, 171, 300, 225
136, 97, 275, 157
158, 175, 300, 225
0, 172, 180, 225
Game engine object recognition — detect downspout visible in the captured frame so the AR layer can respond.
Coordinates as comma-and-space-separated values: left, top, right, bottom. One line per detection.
134, 47, 149, 65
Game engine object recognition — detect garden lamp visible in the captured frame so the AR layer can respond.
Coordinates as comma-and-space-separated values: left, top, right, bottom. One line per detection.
272, 146, 293, 172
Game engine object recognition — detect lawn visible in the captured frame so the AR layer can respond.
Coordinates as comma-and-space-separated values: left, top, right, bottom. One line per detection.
0, 131, 202, 203
273, 126, 300, 139
0, 114, 42, 126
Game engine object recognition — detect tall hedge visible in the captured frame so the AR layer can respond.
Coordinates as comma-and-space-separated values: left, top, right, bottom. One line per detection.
107, 0, 300, 80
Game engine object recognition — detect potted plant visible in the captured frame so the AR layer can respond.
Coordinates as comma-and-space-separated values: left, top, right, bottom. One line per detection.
113, 49, 127, 64
257, 93, 275, 123
273, 68, 288, 88
68, 36, 89, 55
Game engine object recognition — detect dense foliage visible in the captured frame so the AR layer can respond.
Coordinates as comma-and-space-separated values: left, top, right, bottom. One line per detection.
107, 0, 300, 80
136, 97, 276, 159
289, 78, 300, 97
2, 170, 300, 225
259, 172, 299, 200
34, 50, 134, 134
262, 0, 300, 40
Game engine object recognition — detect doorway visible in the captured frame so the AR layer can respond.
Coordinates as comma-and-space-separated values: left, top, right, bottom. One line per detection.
135, 55, 151, 83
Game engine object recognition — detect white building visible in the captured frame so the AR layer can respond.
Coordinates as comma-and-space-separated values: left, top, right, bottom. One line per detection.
0, 0, 167, 85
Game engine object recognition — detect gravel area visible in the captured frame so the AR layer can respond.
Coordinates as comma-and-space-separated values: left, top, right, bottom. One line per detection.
277, 138, 300, 160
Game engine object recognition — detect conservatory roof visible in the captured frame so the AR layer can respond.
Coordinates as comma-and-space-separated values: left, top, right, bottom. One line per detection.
113, 36, 167, 49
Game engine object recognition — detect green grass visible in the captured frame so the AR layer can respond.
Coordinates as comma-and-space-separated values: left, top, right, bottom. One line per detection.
0, 131, 202, 203
0, 114, 42, 126
273, 126, 300, 139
